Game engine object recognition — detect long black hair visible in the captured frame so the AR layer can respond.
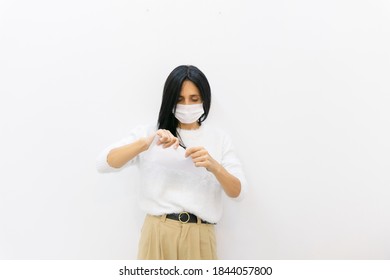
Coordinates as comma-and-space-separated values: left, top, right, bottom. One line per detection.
157, 65, 211, 140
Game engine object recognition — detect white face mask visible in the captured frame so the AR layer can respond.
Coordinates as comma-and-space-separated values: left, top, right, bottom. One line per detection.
173, 103, 204, 124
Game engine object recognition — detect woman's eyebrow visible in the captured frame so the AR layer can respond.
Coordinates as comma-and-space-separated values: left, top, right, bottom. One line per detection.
179, 94, 200, 97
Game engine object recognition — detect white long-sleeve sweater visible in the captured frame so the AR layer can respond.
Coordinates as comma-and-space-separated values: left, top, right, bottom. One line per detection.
96, 122, 247, 223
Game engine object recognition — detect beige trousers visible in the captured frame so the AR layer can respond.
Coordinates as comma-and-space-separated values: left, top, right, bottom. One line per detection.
137, 214, 218, 260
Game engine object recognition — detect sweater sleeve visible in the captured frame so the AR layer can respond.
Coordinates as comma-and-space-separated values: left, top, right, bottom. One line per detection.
220, 132, 248, 201
96, 124, 155, 173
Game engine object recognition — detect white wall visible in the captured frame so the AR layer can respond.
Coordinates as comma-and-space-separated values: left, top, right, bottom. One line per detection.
1, 0, 389, 259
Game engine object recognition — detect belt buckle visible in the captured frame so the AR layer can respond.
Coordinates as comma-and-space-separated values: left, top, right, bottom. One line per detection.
178, 212, 190, 224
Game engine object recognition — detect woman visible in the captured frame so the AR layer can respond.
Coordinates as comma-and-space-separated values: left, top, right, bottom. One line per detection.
96, 65, 247, 260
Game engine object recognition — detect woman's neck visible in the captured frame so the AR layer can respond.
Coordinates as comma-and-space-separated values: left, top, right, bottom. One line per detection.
178, 122, 201, 130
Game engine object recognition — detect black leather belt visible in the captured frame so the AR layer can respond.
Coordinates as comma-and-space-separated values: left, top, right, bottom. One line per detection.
166, 212, 214, 224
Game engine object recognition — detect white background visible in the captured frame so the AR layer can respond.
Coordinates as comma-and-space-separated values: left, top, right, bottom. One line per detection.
0, 0, 389, 259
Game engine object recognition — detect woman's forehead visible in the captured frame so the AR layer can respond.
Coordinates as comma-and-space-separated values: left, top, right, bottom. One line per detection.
181, 80, 200, 95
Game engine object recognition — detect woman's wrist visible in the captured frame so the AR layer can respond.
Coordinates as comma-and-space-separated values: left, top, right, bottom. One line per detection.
208, 160, 222, 174
138, 137, 151, 152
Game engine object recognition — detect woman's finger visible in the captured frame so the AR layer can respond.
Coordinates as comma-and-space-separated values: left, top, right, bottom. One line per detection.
192, 155, 208, 163
156, 129, 179, 148
157, 130, 169, 144
194, 161, 209, 168
162, 139, 173, 148
162, 136, 177, 148
185, 146, 204, 158
156, 130, 164, 144
188, 150, 207, 159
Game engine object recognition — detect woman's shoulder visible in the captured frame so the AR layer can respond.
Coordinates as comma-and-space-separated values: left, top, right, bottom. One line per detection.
202, 122, 233, 141
128, 122, 157, 136
142, 122, 158, 131
204, 122, 229, 134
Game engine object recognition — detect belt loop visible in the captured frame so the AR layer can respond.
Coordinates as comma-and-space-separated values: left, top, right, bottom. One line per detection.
160, 214, 167, 222
197, 216, 201, 225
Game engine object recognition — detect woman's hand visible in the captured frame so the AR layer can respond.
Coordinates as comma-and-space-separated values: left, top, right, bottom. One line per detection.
184, 146, 220, 173
156, 129, 180, 149
185, 146, 241, 198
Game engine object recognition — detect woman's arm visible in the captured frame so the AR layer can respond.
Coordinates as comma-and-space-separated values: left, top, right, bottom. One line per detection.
209, 163, 241, 198
106, 137, 150, 168
106, 129, 180, 169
